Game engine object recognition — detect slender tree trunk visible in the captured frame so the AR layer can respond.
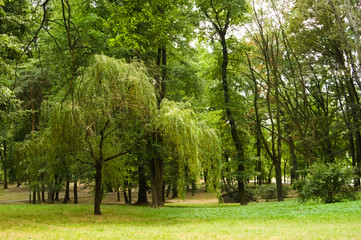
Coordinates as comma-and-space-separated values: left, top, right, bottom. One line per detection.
117, 188, 120, 202
128, 188, 132, 204
37, 189, 41, 204
48, 184, 54, 204
350, 131, 361, 187
41, 185, 46, 202
172, 185, 178, 199
166, 184, 171, 198
55, 178, 61, 201
94, 161, 103, 215
63, 179, 70, 204
191, 180, 196, 196
32, 190, 36, 204
2, 141, 8, 189
123, 190, 129, 203
136, 165, 148, 204
289, 137, 298, 184
267, 164, 273, 184
3, 169, 8, 189
220, 32, 247, 205
73, 180, 78, 204
256, 131, 262, 185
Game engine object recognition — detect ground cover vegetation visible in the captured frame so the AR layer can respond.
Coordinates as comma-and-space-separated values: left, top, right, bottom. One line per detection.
0, 0, 360, 223
1, 198, 361, 239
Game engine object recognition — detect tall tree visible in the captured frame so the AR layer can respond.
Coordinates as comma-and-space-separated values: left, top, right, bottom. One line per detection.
196, 0, 249, 205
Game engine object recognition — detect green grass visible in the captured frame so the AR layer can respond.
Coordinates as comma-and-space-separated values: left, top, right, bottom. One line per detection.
0, 199, 361, 239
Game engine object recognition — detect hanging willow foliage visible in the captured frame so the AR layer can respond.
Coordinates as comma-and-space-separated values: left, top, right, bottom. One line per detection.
77, 54, 157, 127
156, 99, 222, 195
40, 54, 158, 171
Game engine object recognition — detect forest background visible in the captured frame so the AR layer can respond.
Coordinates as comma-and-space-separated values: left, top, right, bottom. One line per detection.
1, 0, 361, 216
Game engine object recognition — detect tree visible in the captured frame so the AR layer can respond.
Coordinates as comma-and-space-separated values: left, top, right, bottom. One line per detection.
196, 0, 249, 205
49, 54, 157, 215
0, 86, 24, 188
106, 0, 199, 207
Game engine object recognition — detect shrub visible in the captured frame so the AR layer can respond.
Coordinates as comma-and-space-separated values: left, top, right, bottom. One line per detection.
298, 163, 357, 203
258, 184, 290, 200
225, 185, 259, 203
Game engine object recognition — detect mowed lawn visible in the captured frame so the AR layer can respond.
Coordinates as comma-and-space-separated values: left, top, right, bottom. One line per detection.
0, 199, 361, 240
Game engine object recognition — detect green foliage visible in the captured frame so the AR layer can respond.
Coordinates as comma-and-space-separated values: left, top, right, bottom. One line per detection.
107, 0, 195, 51
156, 99, 222, 195
298, 163, 357, 203
226, 185, 259, 202
196, 0, 249, 25
258, 184, 290, 200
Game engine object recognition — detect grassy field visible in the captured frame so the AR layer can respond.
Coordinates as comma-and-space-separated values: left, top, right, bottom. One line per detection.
0, 198, 361, 239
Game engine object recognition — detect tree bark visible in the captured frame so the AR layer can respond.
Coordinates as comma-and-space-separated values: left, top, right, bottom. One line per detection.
94, 161, 103, 215
48, 183, 54, 204
32, 190, 36, 204
41, 185, 46, 202
150, 157, 164, 208
219, 33, 247, 205
288, 136, 298, 184
123, 190, 128, 203
128, 188, 132, 204
63, 179, 70, 204
117, 188, 120, 202
2, 141, 8, 189
136, 165, 148, 204
3, 169, 8, 189
73, 180, 78, 204
37, 189, 41, 204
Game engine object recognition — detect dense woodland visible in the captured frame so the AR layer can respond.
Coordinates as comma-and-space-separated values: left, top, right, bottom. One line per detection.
0, 0, 360, 215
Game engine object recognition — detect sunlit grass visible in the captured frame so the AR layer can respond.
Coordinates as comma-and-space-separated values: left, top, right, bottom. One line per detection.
1, 199, 361, 239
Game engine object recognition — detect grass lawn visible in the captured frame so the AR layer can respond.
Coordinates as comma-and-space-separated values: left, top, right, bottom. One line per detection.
0, 199, 361, 239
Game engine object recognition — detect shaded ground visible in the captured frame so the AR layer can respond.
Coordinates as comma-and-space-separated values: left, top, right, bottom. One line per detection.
0, 183, 219, 205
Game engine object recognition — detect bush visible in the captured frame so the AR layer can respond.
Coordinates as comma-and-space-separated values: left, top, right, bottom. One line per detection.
224, 185, 259, 203
258, 184, 290, 200
298, 163, 357, 203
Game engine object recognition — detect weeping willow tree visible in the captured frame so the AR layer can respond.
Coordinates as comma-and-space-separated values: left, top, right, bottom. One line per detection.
155, 99, 222, 204
47, 55, 157, 215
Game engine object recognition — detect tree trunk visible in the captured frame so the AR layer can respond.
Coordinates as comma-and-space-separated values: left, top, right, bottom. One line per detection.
150, 157, 164, 208
123, 190, 129, 203
191, 180, 196, 196
54, 178, 61, 201
2, 141, 8, 189
117, 188, 120, 202
166, 184, 171, 198
48, 183, 54, 204
3, 169, 8, 189
128, 188, 132, 204
94, 161, 103, 215
255, 131, 262, 185
63, 179, 70, 204
74, 180, 78, 204
37, 189, 41, 204
41, 186, 46, 202
32, 190, 36, 204
267, 164, 273, 184
289, 137, 298, 185
172, 185, 178, 199
136, 165, 148, 204
219, 33, 247, 205
274, 158, 284, 201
